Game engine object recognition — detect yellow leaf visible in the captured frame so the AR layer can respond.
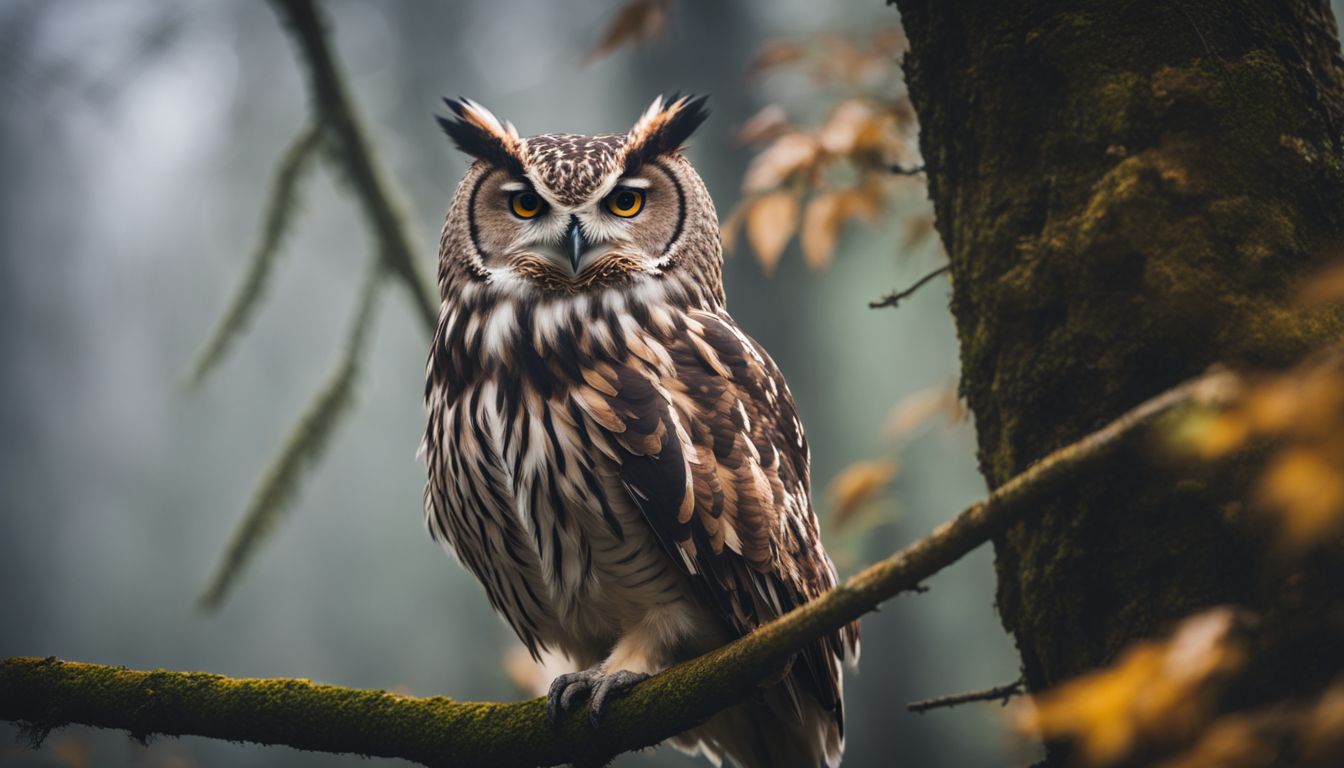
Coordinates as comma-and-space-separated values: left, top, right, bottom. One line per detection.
745, 191, 800, 274
1257, 448, 1344, 546
742, 133, 819, 193
827, 459, 898, 532
1017, 608, 1242, 766
584, 0, 669, 63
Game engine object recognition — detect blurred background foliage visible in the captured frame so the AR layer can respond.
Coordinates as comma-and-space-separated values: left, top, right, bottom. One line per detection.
0, 0, 1127, 765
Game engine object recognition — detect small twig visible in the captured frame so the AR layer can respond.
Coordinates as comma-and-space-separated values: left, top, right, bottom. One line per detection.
870, 264, 950, 309
907, 678, 1025, 714
890, 163, 926, 175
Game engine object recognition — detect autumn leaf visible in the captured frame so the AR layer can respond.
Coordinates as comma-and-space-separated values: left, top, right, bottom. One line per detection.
827, 459, 898, 532
884, 384, 964, 443
800, 188, 878, 270
817, 99, 876, 156
1017, 608, 1244, 766
741, 132, 819, 194
585, 0, 670, 63
745, 191, 800, 273
738, 104, 791, 145
1257, 448, 1344, 546
746, 40, 806, 77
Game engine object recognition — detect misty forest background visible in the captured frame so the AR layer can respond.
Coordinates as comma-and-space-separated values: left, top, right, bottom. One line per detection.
10, 1, 1344, 766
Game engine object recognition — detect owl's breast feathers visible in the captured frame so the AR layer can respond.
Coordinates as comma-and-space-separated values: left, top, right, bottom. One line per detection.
424, 287, 859, 729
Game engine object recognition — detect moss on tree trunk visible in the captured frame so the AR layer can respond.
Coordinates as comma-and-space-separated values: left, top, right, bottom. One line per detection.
892, 0, 1344, 759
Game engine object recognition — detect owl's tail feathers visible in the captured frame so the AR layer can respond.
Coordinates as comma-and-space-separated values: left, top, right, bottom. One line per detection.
669, 680, 843, 768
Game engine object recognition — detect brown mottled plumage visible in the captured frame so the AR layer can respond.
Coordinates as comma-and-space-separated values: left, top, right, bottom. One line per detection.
423, 95, 859, 768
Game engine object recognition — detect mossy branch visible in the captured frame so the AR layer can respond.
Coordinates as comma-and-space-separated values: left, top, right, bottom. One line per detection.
1, 370, 1237, 767
269, 0, 438, 332
185, 122, 323, 389
197, 266, 384, 610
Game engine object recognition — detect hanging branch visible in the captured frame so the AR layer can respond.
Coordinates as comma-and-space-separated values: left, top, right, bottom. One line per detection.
192, 0, 442, 609
185, 121, 324, 388
197, 266, 385, 610
268, 0, 437, 331
1, 369, 1240, 768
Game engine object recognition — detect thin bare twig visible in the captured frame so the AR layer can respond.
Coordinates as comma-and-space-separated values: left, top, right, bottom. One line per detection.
0, 369, 1240, 768
870, 264, 950, 308
907, 678, 1024, 713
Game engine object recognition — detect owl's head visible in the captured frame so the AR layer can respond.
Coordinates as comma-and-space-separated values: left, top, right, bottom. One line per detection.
435, 95, 722, 306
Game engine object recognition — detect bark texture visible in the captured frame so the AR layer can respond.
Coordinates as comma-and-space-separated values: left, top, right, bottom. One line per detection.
892, 0, 1344, 756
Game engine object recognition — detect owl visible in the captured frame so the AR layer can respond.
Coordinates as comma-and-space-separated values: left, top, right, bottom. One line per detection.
423, 94, 859, 768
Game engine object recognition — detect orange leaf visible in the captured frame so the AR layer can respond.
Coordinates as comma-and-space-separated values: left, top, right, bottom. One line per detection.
827, 459, 898, 532
745, 191, 800, 273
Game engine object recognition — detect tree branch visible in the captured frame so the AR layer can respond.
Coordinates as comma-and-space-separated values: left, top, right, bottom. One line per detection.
0, 370, 1239, 767
907, 678, 1024, 713
869, 264, 950, 309
268, 0, 438, 332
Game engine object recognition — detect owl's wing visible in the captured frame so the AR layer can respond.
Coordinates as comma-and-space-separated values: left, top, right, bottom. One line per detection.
570, 307, 859, 726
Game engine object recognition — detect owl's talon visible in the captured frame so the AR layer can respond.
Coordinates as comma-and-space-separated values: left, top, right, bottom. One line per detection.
588, 670, 650, 728
546, 668, 599, 725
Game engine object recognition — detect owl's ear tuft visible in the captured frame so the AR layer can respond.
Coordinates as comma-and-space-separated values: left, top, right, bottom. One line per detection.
623, 93, 710, 173
437, 97, 525, 176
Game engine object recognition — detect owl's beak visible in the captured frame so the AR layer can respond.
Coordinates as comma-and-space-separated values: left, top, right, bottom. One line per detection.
565, 216, 592, 273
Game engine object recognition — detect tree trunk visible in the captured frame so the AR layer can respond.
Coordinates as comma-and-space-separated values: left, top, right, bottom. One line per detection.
892, 0, 1344, 760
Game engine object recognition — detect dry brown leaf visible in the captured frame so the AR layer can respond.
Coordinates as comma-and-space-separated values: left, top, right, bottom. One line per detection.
827, 459, 898, 532
738, 104, 791, 145
742, 132, 819, 194
745, 191, 800, 273
818, 99, 876, 156
746, 40, 806, 77
585, 0, 670, 63
884, 384, 965, 442
800, 187, 881, 270
1017, 608, 1243, 767
800, 192, 845, 271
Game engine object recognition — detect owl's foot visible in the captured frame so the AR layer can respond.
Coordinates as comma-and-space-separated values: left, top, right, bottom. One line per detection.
546, 667, 651, 728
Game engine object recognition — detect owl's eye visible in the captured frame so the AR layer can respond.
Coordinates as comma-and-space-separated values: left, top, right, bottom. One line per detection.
510, 191, 545, 219
605, 188, 644, 218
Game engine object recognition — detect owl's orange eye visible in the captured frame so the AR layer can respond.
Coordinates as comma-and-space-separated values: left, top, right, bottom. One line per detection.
510, 191, 544, 219
605, 188, 644, 218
